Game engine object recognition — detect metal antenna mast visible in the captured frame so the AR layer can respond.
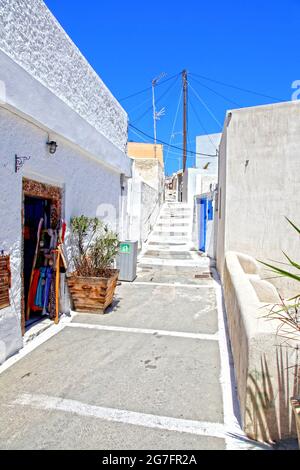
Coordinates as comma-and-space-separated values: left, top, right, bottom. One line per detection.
182, 70, 188, 173
152, 72, 167, 158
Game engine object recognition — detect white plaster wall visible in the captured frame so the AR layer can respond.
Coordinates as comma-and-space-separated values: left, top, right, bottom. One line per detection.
127, 163, 161, 249
216, 101, 300, 297
0, 51, 131, 177
141, 182, 160, 244
128, 173, 143, 248
0, 0, 127, 152
133, 160, 161, 191
196, 133, 221, 173
183, 168, 218, 205
216, 123, 228, 276
0, 107, 123, 363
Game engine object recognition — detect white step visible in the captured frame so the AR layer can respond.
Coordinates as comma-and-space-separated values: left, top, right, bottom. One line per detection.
138, 257, 209, 268
160, 216, 192, 220
152, 226, 190, 234
148, 235, 191, 244
146, 244, 195, 252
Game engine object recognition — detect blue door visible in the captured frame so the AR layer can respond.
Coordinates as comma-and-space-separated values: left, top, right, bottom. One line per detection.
199, 198, 207, 252
207, 199, 213, 221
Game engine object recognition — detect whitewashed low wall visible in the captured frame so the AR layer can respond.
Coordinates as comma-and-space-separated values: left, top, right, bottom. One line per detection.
127, 170, 162, 250
223, 251, 299, 443
141, 182, 161, 245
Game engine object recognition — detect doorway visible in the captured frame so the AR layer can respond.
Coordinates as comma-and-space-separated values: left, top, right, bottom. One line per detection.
23, 196, 51, 328
22, 178, 62, 334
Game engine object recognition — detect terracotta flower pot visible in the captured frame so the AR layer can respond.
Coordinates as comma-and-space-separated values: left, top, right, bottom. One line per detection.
67, 269, 119, 314
291, 397, 300, 449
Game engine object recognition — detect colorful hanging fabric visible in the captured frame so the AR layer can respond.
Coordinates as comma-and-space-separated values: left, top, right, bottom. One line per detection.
28, 269, 40, 311
34, 267, 47, 308
43, 267, 53, 314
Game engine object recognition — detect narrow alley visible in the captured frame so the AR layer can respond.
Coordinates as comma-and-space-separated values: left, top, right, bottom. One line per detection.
1, 0, 300, 455
0, 201, 262, 450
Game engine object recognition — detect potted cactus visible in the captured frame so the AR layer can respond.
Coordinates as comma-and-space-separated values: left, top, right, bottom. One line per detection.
67, 216, 119, 314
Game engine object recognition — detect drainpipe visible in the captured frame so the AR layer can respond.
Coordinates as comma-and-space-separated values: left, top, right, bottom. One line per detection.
120, 173, 126, 239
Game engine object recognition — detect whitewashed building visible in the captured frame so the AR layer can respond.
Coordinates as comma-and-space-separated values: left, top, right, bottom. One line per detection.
182, 133, 221, 257
0, 0, 132, 363
215, 101, 300, 442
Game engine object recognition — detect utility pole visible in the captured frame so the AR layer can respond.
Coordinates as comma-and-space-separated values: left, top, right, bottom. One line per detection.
152, 73, 166, 159
182, 69, 188, 173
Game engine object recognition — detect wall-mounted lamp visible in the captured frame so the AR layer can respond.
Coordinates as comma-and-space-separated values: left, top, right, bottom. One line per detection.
47, 140, 58, 154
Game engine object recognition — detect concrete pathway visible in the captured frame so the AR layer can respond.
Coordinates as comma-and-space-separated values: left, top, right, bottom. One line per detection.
0, 202, 268, 450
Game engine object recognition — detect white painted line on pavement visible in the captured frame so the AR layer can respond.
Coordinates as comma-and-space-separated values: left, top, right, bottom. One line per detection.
66, 322, 219, 341
12, 393, 228, 440
121, 282, 214, 289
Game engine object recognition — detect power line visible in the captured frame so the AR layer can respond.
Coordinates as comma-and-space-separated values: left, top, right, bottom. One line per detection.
127, 95, 153, 115
189, 99, 218, 150
186, 87, 195, 168
119, 72, 180, 102
129, 127, 149, 142
165, 87, 183, 164
188, 83, 223, 127
131, 73, 180, 124
164, 153, 195, 160
129, 124, 218, 157
189, 76, 241, 108
190, 72, 285, 103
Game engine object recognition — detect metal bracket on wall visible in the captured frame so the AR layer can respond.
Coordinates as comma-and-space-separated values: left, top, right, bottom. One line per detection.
15, 154, 31, 173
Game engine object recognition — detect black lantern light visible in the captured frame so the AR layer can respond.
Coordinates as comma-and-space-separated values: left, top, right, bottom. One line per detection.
47, 140, 58, 154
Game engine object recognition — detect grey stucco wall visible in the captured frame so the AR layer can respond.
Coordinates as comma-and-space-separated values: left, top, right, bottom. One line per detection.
0, 0, 127, 152
216, 101, 300, 297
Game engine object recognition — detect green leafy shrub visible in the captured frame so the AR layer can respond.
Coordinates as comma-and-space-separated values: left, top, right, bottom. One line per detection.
70, 216, 119, 277
258, 218, 300, 342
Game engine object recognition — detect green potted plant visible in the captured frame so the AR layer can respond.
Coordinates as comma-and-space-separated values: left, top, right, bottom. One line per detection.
259, 218, 300, 448
67, 216, 119, 314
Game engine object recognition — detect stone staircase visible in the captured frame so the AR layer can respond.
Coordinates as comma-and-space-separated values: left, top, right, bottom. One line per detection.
138, 202, 210, 269
165, 189, 177, 203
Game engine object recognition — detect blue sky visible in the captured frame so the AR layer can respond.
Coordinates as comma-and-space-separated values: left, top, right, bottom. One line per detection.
45, 0, 300, 175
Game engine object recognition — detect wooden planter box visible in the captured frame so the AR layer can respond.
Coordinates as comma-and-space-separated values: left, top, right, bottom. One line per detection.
67, 269, 119, 314
291, 398, 300, 449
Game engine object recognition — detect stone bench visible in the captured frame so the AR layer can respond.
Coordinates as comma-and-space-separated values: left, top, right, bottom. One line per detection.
224, 251, 299, 442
